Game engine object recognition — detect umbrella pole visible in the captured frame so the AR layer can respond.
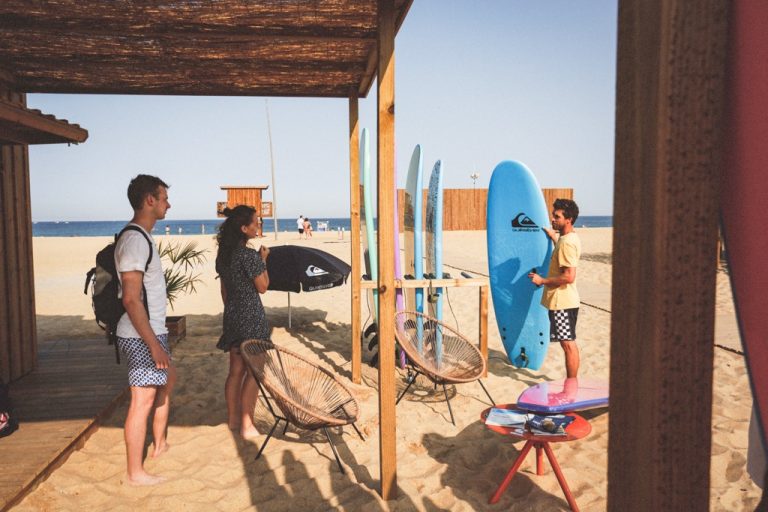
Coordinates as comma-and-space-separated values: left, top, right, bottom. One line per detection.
288, 292, 291, 329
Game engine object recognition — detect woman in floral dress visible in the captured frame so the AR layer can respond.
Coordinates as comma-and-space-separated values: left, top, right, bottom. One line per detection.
216, 205, 270, 439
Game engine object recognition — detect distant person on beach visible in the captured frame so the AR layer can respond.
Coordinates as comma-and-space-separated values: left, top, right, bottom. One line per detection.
115, 174, 175, 485
528, 198, 582, 378
216, 205, 270, 440
165, 225, 170, 236
296, 215, 305, 239
303, 217, 313, 238
178, 226, 182, 235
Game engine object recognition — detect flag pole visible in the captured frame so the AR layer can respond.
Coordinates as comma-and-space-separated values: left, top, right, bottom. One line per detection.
265, 99, 278, 240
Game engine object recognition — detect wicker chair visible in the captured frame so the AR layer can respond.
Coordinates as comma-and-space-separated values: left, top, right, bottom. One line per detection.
240, 339, 364, 473
393, 311, 494, 424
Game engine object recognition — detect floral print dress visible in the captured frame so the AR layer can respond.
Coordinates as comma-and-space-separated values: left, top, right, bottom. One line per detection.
216, 246, 269, 351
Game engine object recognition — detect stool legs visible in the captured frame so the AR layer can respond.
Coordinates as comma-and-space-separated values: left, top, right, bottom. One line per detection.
489, 441, 579, 512
489, 440, 533, 504
543, 442, 579, 512
536, 444, 544, 475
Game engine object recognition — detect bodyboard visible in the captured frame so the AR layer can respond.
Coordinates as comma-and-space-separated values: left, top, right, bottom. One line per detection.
517, 378, 609, 413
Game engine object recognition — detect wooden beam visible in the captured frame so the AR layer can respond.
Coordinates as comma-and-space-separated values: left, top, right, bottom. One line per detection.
608, 1, 729, 510
377, 0, 397, 500
0, 100, 87, 144
359, 277, 488, 289
349, 93, 362, 385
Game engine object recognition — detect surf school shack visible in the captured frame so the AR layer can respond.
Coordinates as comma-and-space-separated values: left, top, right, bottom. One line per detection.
0, 2, 747, 509
217, 185, 272, 235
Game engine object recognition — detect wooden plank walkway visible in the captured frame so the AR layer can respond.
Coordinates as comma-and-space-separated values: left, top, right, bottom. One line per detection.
0, 338, 129, 511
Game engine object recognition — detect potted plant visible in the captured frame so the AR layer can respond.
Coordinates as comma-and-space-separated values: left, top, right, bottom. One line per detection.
158, 239, 207, 342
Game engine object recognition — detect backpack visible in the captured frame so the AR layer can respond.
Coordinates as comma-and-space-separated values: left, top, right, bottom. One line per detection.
83, 225, 152, 363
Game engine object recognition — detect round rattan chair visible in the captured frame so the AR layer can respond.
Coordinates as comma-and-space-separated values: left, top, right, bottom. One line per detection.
393, 310, 494, 424
240, 339, 364, 473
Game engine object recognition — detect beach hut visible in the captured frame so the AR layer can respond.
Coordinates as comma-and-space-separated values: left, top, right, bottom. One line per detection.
0, 1, 748, 509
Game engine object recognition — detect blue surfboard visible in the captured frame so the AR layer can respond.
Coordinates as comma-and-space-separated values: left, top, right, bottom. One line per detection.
404, 145, 424, 350
404, 145, 424, 312
425, 160, 444, 360
487, 161, 552, 370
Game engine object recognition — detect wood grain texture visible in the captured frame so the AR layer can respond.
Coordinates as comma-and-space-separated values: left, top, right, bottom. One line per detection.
396, 188, 572, 232
376, 0, 397, 500
0, 338, 130, 510
348, 94, 362, 385
608, 1, 729, 510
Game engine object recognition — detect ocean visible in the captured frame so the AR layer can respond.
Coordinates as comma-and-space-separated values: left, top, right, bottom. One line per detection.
31, 216, 613, 237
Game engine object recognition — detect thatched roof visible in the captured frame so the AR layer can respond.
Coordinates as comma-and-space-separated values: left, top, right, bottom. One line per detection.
0, 0, 413, 97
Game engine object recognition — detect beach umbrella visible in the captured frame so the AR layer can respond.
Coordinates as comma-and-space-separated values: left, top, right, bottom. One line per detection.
266, 245, 351, 327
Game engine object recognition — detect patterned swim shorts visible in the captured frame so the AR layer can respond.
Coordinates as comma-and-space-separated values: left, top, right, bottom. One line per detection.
117, 334, 171, 387
548, 308, 579, 342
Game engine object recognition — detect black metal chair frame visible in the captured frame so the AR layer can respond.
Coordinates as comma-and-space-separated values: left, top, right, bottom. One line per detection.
252, 378, 365, 473
395, 364, 495, 425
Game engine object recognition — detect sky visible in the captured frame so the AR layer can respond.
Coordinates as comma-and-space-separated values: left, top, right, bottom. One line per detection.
27, 1, 618, 222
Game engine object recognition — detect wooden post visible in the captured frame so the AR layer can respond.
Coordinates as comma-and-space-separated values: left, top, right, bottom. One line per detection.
349, 93, 362, 385
608, 2, 729, 511
479, 284, 488, 378
377, 0, 397, 500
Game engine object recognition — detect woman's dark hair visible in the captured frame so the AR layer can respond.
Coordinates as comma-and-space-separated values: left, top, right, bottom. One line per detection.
216, 205, 256, 271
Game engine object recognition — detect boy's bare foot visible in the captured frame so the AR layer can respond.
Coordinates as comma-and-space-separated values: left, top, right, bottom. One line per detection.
150, 441, 170, 458
241, 425, 261, 440
126, 472, 166, 486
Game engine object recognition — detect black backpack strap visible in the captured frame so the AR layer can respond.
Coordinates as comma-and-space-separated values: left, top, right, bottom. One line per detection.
114, 225, 155, 365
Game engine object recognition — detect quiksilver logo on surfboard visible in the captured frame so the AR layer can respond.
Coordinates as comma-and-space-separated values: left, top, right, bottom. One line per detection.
511, 213, 539, 232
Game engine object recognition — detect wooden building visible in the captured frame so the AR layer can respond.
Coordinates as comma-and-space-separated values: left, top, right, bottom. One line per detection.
0, 2, 747, 508
217, 185, 271, 236
0, 77, 88, 384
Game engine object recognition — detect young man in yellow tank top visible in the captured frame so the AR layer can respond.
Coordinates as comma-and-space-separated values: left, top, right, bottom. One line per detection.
528, 199, 582, 378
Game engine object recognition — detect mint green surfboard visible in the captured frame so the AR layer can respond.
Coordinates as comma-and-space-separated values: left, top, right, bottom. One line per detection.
360, 128, 378, 321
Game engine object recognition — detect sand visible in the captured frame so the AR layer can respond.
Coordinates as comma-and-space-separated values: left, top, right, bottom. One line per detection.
15, 227, 761, 510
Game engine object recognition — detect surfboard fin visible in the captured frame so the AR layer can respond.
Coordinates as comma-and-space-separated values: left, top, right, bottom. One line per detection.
518, 348, 529, 367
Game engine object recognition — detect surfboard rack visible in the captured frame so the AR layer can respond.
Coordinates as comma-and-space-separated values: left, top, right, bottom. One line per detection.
359, 276, 490, 377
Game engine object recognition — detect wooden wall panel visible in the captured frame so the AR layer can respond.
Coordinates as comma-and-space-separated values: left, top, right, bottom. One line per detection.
396, 188, 572, 232
0, 86, 37, 383
0, 145, 9, 382
226, 189, 264, 216
608, 1, 728, 510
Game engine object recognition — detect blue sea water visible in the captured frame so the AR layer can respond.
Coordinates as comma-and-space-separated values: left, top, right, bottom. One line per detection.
32, 216, 612, 237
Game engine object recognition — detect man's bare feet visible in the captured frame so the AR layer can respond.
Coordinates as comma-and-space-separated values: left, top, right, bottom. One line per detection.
150, 440, 170, 458
126, 472, 166, 486
240, 425, 260, 440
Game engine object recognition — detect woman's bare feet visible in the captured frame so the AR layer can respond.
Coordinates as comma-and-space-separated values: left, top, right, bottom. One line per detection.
126, 472, 166, 486
150, 440, 170, 458
240, 425, 260, 440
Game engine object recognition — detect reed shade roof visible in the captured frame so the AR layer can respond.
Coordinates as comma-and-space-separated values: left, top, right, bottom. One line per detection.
0, 0, 412, 97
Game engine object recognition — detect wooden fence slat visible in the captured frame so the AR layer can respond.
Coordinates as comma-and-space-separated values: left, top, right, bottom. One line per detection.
396, 188, 572, 231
